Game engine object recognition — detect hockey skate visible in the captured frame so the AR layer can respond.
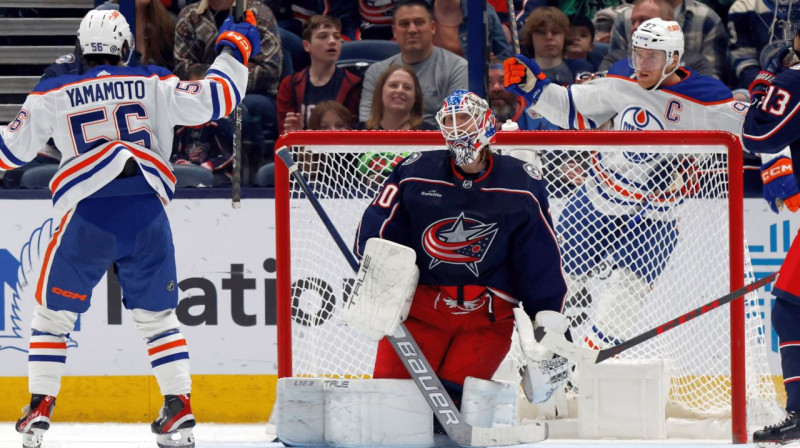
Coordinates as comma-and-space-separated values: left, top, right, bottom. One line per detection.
754, 411, 800, 447
151, 394, 196, 448
15, 394, 56, 448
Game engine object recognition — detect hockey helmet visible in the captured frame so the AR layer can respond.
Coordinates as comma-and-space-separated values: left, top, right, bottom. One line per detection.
78, 9, 134, 64
630, 18, 684, 88
435, 90, 497, 166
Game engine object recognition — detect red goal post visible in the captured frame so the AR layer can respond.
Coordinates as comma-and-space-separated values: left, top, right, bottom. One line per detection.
273, 130, 777, 443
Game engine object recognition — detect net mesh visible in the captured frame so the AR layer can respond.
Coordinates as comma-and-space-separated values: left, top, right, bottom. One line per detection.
277, 132, 782, 429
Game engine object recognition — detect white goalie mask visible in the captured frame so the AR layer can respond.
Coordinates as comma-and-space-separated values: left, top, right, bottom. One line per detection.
78, 9, 134, 65
435, 90, 497, 166
630, 18, 684, 89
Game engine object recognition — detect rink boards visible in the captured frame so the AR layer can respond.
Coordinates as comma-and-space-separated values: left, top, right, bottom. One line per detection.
0, 194, 792, 422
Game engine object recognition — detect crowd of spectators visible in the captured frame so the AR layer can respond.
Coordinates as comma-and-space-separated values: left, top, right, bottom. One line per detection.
1, 0, 794, 192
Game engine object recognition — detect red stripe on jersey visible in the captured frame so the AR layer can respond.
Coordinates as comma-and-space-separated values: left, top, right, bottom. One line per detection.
30, 342, 67, 350
148, 339, 187, 356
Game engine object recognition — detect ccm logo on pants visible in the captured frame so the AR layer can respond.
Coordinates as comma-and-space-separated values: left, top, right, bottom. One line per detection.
51, 287, 87, 301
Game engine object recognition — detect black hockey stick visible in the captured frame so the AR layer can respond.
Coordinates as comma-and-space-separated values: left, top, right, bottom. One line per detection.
231, 0, 244, 209
275, 147, 547, 447
535, 271, 779, 364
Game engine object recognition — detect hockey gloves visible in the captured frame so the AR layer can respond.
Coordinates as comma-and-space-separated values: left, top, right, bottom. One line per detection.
761, 156, 800, 213
215, 11, 260, 65
748, 47, 800, 103
503, 54, 550, 105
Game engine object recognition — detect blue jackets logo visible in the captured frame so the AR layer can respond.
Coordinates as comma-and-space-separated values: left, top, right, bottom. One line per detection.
1, 219, 79, 353
422, 212, 498, 276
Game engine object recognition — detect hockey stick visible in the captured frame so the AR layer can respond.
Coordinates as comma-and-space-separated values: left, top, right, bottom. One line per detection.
275, 147, 547, 447
535, 271, 779, 364
506, 0, 520, 55
231, 0, 244, 209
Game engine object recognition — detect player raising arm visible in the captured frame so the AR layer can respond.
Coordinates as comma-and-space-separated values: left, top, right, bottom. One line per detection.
741, 26, 800, 447
503, 18, 748, 349
2, 9, 258, 448
352, 90, 570, 430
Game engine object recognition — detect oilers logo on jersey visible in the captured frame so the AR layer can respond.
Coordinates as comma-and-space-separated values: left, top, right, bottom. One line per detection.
619, 106, 665, 131
422, 212, 498, 276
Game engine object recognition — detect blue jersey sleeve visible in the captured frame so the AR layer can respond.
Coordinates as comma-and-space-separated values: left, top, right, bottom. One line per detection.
511, 179, 567, 316
353, 166, 412, 259
743, 68, 800, 154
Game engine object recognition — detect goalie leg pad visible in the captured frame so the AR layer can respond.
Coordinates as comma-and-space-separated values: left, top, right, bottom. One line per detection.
277, 378, 433, 447
461, 377, 519, 428
342, 238, 419, 341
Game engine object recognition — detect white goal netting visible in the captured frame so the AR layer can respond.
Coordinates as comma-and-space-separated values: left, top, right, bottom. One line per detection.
274, 130, 782, 432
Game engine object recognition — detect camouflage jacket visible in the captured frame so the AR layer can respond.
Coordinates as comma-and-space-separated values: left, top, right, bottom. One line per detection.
174, 0, 283, 96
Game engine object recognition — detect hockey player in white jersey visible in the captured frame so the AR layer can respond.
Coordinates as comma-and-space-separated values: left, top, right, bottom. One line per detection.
504, 18, 748, 347
1, 9, 257, 448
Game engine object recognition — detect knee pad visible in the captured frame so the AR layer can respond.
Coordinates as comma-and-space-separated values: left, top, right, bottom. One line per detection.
131, 308, 180, 339
461, 377, 518, 428
31, 305, 79, 336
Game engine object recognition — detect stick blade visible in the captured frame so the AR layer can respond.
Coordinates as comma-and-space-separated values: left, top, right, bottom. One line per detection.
534, 327, 600, 364
467, 421, 548, 446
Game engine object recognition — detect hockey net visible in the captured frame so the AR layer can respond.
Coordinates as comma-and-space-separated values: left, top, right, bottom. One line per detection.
274, 130, 782, 439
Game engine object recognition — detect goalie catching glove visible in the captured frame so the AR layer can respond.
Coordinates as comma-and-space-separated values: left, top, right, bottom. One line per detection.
514, 308, 573, 404
341, 238, 419, 341
503, 54, 551, 105
215, 11, 261, 65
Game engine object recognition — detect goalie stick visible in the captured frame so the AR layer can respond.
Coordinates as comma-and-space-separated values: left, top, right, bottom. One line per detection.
275, 147, 548, 447
535, 271, 779, 364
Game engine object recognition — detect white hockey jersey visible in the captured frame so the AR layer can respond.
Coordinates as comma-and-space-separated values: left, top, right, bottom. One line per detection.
530, 67, 749, 220
0, 52, 247, 211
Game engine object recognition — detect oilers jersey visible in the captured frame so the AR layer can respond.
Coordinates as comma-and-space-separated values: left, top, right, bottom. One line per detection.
0, 52, 247, 211
354, 150, 567, 316
531, 66, 749, 221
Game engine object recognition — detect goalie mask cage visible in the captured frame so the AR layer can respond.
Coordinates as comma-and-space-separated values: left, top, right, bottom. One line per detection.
274, 130, 782, 443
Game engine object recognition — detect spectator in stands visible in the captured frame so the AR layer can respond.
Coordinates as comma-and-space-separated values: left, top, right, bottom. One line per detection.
170, 67, 234, 188
287, 0, 360, 40
307, 100, 355, 130
519, 7, 593, 86
363, 65, 435, 130
277, 15, 361, 135
592, 6, 624, 43
566, 13, 600, 71
431, 0, 512, 60
174, 0, 283, 180
357, 0, 399, 40
487, 58, 561, 130
519, 0, 620, 23
136, 0, 176, 69
359, 0, 468, 127
598, 0, 727, 80
728, 0, 800, 100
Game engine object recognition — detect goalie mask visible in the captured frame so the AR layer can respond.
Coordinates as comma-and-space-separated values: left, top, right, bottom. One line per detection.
630, 18, 684, 89
78, 9, 134, 65
435, 90, 497, 166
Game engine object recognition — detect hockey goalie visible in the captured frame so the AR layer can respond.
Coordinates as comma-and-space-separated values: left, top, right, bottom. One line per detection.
276, 91, 573, 446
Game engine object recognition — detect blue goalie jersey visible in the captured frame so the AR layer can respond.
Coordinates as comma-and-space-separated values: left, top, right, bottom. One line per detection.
354, 150, 567, 315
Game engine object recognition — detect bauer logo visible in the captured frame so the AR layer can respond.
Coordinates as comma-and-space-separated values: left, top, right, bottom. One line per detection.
619, 106, 664, 131
0, 219, 80, 353
421, 212, 498, 276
